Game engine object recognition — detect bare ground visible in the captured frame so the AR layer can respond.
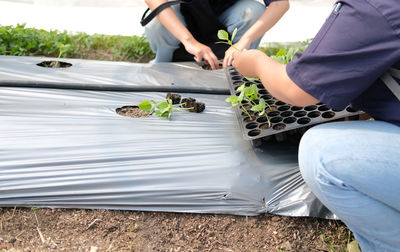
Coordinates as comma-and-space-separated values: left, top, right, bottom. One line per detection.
0, 207, 352, 252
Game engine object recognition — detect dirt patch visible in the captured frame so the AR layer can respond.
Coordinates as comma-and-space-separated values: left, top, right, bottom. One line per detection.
116, 106, 151, 118
0, 207, 352, 251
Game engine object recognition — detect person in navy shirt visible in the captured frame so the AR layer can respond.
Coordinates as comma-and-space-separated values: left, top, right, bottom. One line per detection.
232, 0, 400, 251
144, 0, 289, 70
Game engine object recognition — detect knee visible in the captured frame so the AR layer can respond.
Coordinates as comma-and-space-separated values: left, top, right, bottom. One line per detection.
298, 123, 353, 188
144, 19, 165, 42
298, 124, 343, 183
298, 126, 324, 183
240, 1, 265, 24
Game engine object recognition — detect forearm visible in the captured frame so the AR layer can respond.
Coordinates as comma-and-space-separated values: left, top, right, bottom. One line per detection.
144, 0, 195, 46
241, 51, 318, 106
236, 1, 289, 48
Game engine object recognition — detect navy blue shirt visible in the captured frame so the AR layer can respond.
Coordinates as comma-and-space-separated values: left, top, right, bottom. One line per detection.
287, 0, 400, 126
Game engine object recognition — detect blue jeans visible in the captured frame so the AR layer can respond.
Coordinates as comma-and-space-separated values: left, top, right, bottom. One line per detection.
144, 0, 265, 62
299, 120, 400, 252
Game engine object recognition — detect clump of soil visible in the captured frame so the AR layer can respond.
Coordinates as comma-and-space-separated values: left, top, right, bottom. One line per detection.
116, 105, 150, 118
202, 62, 222, 70
166, 93, 182, 105
181, 97, 205, 113
36, 61, 72, 68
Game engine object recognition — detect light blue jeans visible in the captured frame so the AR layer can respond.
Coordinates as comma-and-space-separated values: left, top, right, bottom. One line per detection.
144, 0, 265, 62
299, 120, 400, 252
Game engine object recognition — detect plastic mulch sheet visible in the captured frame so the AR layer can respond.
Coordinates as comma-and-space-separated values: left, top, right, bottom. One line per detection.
0, 56, 333, 218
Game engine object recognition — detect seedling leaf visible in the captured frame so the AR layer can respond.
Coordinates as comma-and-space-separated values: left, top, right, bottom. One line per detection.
217, 30, 229, 41
156, 101, 170, 114
231, 28, 238, 42
237, 83, 246, 92
138, 100, 155, 113
225, 95, 239, 106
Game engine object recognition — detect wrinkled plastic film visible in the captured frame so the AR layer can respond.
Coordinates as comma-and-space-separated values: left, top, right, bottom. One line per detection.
0, 56, 334, 218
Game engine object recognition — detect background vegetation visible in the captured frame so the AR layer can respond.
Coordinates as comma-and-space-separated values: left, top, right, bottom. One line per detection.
0, 24, 154, 62
0, 24, 309, 63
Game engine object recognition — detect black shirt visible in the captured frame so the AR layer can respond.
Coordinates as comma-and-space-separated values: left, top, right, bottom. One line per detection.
209, 0, 238, 15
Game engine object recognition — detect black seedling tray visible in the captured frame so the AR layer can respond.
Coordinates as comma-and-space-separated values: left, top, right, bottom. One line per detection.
225, 67, 363, 140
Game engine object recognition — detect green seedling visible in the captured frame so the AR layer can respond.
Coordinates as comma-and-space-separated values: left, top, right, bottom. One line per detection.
138, 98, 193, 120
216, 28, 239, 50
244, 76, 261, 82
51, 42, 71, 67
226, 83, 271, 127
56, 42, 71, 59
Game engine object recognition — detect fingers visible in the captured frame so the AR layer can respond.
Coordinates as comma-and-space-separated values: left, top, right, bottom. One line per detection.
223, 54, 233, 68
231, 50, 240, 69
193, 50, 219, 70
205, 52, 220, 70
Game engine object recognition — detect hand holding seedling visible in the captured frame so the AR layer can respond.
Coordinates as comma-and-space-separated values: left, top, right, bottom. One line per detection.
217, 28, 252, 68
216, 28, 243, 68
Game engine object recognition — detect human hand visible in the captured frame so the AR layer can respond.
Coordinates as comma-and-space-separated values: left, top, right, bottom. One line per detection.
222, 46, 237, 68
222, 40, 251, 68
183, 39, 220, 70
232, 49, 265, 78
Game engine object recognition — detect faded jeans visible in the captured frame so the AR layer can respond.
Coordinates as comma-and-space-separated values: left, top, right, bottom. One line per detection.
144, 0, 265, 62
299, 120, 400, 252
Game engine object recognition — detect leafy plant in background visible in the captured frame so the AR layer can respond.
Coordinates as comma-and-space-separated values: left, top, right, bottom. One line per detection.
225, 83, 271, 127
0, 24, 154, 62
270, 47, 300, 64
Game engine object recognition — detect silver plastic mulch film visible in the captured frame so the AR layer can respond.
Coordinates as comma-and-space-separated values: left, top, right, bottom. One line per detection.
0, 56, 334, 218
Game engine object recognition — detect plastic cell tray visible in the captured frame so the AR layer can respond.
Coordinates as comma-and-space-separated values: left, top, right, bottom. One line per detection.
225, 67, 363, 140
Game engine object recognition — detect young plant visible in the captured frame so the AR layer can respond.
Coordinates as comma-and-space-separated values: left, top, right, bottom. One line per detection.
226, 83, 271, 127
56, 42, 71, 59
216, 28, 239, 50
138, 99, 176, 120
138, 94, 198, 120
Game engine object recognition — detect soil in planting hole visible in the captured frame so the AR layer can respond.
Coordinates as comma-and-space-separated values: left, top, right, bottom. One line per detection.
116, 106, 150, 118
202, 62, 222, 70
37, 60, 72, 68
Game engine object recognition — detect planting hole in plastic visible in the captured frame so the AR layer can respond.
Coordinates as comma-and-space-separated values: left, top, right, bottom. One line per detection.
116, 106, 150, 118
37, 61, 72, 68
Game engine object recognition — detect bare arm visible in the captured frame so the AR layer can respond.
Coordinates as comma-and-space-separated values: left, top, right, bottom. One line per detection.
232, 49, 319, 106
144, 0, 220, 69
223, 1, 290, 67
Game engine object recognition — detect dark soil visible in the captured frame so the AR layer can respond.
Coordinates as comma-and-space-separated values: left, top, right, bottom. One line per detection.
181, 97, 205, 113
116, 106, 150, 118
166, 93, 182, 105
0, 207, 352, 251
36, 61, 72, 68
